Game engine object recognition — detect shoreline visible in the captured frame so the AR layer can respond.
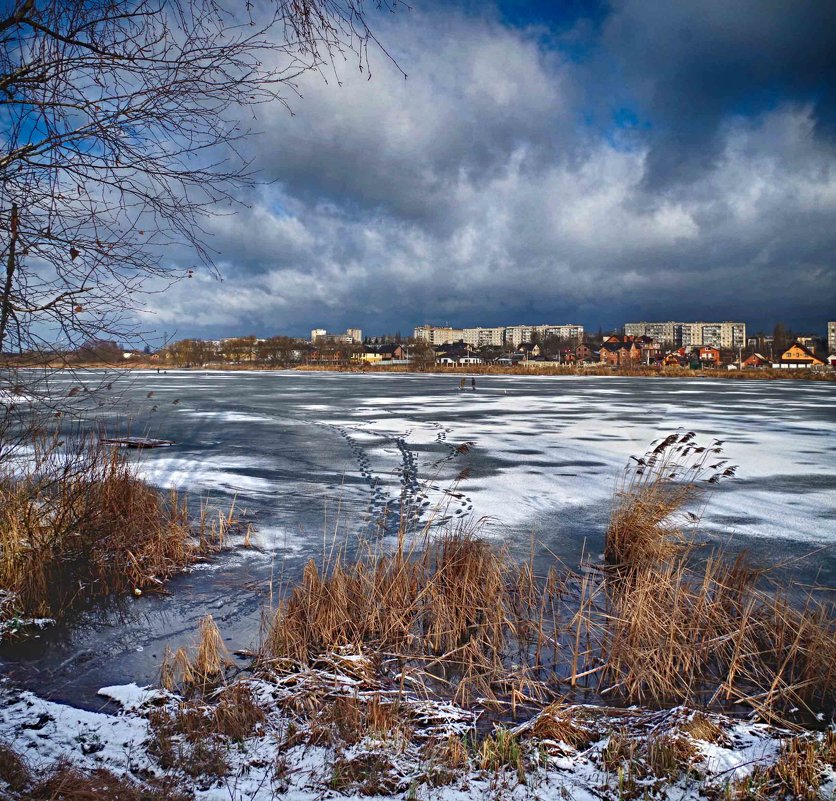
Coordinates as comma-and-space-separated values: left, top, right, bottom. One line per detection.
19, 361, 836, 381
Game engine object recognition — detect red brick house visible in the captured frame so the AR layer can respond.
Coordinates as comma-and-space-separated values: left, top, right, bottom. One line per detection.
575, 343, 594, 362
697, 346, 721, 363
742, 353, 770, 369
600, 341, 641, 365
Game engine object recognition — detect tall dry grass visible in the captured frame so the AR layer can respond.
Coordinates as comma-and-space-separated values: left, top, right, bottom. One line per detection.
259, 434, 834, 725
604, 432, 735, 567
596, 433, 834, 720
0, 433, 214, 623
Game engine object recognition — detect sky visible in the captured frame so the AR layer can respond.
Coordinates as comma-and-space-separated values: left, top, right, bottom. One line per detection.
141, 0, 836, 341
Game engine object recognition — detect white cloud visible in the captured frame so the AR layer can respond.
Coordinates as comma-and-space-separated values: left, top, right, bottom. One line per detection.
141, 9, 836, 336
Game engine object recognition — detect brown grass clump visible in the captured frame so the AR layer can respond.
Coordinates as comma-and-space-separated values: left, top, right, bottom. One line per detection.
0, 432, 209, 626
22, 760, 189, 801
600, 728, 639, 774
730, 734, 832, 801
147, 704, 230, 780
0, 744, 30, 793
680, 711, 727, 744
597, 729, 697, 798
328, 752, 403, 795
819, 729, 836, 768
291, 691, 413, 749
529, 702, 594, 750
431, 734, 470, 771
605, 432, 733, 567
257, 434, 834, 725
645, 734, 697, 781
595, 434, 836, 721
159, 616, 229, 694
771, 737, 821, 801
262, 527, 531, 705
597, 536, 836, 719
365, 694, 411, 742
211, 683, 266, 741
477, 728, 526, 783
194, 616, 227, 688
319, 695, 363, 746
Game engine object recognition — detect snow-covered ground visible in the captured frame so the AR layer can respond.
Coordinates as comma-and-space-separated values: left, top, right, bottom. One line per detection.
1, 667, 833, 801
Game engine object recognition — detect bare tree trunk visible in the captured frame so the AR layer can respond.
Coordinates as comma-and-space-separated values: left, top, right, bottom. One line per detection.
0, 203, 18, 352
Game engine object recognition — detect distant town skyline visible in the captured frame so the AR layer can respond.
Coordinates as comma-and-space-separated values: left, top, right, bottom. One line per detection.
135, 1, 835, 342
149, 313, 832, 346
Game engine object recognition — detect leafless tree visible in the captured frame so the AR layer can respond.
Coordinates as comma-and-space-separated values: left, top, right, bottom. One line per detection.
0, 0, 399, 428
0, 0, 398, 358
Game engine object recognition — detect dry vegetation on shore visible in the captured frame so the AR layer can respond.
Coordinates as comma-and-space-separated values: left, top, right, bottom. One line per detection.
256, 434, 833, 727
0, 434, 833, 800
39, 355, 835, 380
296, 362, 836, 380
0, 434, 229, 634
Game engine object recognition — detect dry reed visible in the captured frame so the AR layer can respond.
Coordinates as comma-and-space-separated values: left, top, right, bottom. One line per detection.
0, 432, 225, 627
258, 433, 834, 725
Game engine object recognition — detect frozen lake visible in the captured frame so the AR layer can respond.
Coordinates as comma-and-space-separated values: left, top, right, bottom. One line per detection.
2, 370, 835, 706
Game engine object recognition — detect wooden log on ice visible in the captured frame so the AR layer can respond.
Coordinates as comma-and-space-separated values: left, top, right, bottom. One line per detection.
100, 436, 175, 449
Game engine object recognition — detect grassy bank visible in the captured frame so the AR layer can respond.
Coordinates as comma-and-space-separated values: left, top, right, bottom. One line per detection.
0, 435, 833, 799
253, 434, 833, 726
296, 363, 836, 380
0, 434, 228, 635
33, 357, 836, 380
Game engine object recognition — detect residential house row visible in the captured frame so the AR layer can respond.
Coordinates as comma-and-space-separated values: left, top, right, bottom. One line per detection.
353, 333, 831, 370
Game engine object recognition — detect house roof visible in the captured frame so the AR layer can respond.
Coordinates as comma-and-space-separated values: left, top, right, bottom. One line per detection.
780, 341, 821, 360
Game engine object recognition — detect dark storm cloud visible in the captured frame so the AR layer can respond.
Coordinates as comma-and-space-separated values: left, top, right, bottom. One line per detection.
601, 0, 836, 188
141, 2, 836, 338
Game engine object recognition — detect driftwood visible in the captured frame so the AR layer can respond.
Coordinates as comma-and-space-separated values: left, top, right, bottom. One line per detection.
101, 437, 174, 449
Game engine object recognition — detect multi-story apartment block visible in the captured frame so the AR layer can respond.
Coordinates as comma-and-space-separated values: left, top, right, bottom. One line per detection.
624, 321, 746, 350
505, 324, 584, 346
311, 327, 363, 344
413, 325, 464, 345
503, 326, 534, 348
460, 327, 505, 347
540, 324, 585, 342
828, 321, 836, 354
415, 323, 584, 348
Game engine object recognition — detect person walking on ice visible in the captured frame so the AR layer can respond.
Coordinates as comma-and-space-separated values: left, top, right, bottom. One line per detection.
459, 377, 466, 391
471, 377, 476, 391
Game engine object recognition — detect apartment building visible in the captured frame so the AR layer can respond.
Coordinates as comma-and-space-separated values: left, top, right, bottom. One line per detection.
311, 327, 363, 344
415, 323, 584, 347
828, 321, 836, 354
413, 326, 464, 345
624, 321, 746, 350
460, 326, 505, 348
